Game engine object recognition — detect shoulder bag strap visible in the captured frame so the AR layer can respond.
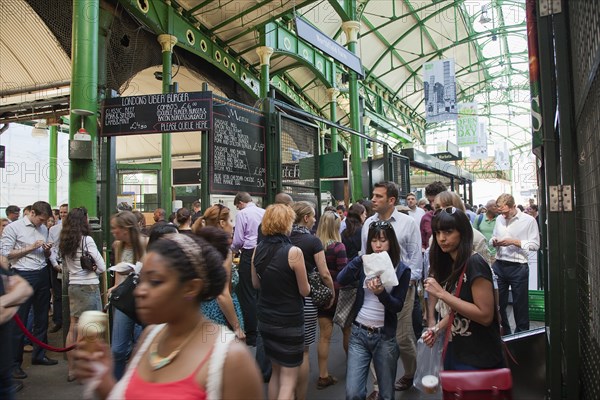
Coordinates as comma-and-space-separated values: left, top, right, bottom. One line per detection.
206, 327, 235, 400
441, 261, 468, 362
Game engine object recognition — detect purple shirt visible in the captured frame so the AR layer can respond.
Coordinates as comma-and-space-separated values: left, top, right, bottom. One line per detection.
231, 203, 265, 251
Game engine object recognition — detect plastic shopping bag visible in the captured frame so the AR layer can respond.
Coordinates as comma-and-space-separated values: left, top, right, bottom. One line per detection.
413, 335, 444, 396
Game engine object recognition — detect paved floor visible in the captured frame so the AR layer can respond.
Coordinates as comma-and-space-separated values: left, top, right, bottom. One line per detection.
16, 309, 544, 399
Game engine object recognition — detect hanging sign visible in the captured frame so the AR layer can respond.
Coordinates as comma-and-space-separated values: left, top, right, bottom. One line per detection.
495, 141, 510, 170
423, 59, 457, 123
295, 17, 364, 78
456, 103, 479, 146
101, 91, 212, 136
470, 121, 489, 159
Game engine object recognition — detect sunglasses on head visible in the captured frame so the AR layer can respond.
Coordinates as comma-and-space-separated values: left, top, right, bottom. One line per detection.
434, 206, 457, 215
370, 220, 392, 230
215, 203, 227, 220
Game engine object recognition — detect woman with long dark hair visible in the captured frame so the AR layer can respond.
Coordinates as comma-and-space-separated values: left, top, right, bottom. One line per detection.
59, 207, 106, 381
337, 221, 410, 400
108, 211, 147, 379
341, 203, 366, 261
423, 207, 503, 370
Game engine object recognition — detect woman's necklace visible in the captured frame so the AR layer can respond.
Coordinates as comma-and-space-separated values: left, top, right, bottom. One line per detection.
148, 321, 200, 371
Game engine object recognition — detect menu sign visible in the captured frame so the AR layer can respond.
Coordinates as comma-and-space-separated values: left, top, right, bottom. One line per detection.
210, 99, 267, 196
101, 92, 212, 136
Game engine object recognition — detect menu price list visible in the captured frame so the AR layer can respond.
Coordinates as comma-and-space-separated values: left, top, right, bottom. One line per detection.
210, 103, 266, 196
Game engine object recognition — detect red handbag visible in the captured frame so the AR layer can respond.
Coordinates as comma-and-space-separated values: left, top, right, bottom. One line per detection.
440, 368, 512, 399
439, 262, 513, 400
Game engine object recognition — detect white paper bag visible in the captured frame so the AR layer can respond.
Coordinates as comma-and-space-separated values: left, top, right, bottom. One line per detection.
362, 251, 399, 288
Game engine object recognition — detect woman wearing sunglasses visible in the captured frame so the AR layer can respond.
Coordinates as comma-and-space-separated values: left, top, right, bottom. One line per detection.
423, 207, 504, 370
337, 220, 411, 400
193, 204, 245, 341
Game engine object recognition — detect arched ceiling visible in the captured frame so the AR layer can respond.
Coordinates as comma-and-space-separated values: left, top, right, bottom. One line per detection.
1, 0, 532, 162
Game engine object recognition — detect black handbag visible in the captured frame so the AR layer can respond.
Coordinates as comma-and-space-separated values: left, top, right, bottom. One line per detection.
80, 237, 97, 272
109, 273, 141, 325
308, 268, 333, 309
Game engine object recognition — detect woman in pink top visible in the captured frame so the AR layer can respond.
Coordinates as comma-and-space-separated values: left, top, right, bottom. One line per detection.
72, 228, 262, 400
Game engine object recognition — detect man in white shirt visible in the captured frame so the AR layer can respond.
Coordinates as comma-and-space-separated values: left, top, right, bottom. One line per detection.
0, 201, 58, 381
491, 193, 540, 334
361, 182, 422, 393
406, 192, 425, 227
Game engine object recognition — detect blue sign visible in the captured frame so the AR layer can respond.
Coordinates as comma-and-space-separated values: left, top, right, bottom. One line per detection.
295, 18, 364, 78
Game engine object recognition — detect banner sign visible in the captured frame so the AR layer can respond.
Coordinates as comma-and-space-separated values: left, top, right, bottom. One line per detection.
295, 17, 364, 78
470, 121, 489, 159
423, 59, 457, 123
101, 92, 212, 136
457, 103, 479, 146
495, 141, 510, 170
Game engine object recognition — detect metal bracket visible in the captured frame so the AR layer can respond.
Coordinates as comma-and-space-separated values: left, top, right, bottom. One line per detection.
549, 185, 572, 212
539, 0, 562, 17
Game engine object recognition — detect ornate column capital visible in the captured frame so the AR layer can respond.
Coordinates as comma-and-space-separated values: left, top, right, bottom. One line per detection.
157, 34, 178, 52
326, 88, 339, 103
256, 46, 274, 66
341, 21, 360, 44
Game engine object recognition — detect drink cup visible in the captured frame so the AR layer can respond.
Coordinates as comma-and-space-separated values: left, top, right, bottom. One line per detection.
78, 311, 108, 353
422, 375, 439, 393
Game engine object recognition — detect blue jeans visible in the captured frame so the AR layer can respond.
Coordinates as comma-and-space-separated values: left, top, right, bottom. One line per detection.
346, 325, 399, 400
12, 268, 51, 367
493, 260, 529, 334
111, 308, 142, 379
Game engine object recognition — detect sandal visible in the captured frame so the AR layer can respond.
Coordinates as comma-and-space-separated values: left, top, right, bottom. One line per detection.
394, 375, 413, 391
316, 375, 338, 390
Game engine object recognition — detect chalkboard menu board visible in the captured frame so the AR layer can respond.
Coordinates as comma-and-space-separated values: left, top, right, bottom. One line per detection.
101, 92, 212, 136
210, 98, 267, 196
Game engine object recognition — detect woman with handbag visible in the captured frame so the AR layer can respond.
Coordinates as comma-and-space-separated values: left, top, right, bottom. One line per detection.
193, 204, 245, 341
59, 207, 106, 382
423, 207, 504, 371
108, 211, 147, 379
315, 211, 348, 390
337, 220, 411, 400
289, 201, 335, 400
72, 231, 263, 399
251, 204, 311, 400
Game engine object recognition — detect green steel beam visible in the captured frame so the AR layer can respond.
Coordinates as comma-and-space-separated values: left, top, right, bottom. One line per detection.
328, 0, 350, 21
118, 0, 262, 98
264, 21, 338, 88
365, 1, 456, 80
219, 0, 316, 44
48, 125, 58, 206
69, 0, 99, 216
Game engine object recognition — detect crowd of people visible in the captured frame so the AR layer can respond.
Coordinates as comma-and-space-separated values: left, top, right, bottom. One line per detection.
0, 182, 540, 399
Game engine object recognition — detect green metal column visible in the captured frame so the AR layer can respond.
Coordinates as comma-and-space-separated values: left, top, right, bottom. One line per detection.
158, 34, 177, 212
48, 125, 58, 206
327, 88, 339, 152
553, 5, 579, 398
342, 19, 363, 201
256, 46, 274, 99
69, 0, 99, 216
536, 5, 563, 399
200, 82, 210, 212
